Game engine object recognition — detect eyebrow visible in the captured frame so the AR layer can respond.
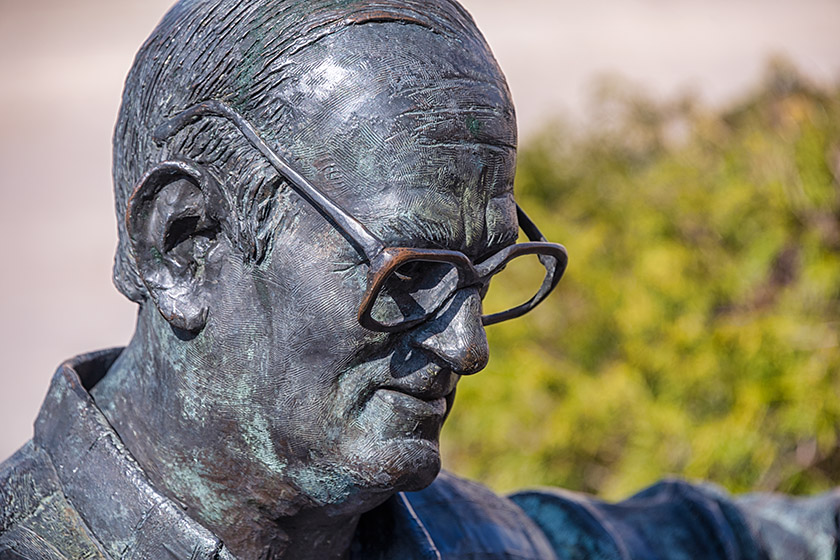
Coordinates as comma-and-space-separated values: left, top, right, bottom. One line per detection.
376, 194, 520, 260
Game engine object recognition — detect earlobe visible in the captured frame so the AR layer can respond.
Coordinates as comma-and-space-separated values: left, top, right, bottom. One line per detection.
126, 160, 224, 334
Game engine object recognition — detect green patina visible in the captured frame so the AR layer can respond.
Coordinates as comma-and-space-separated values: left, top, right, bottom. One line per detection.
466, 115, 483, 138
291, 464, 357, 506
150, 246, 164, 264
241, 413, 287, 474
169, 460, 236, 527
237, 7, 270, 103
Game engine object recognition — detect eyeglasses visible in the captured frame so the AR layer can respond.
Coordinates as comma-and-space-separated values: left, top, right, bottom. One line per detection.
153, 100, 568, 332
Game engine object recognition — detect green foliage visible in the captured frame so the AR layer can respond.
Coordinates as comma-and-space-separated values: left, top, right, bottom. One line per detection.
441, 60, 840, 500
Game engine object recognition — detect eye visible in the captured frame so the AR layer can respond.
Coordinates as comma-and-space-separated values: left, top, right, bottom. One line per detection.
393, 261, 425, 283
369, 260, 461, 328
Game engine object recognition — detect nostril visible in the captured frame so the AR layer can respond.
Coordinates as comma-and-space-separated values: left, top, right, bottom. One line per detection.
460, 340, 489, 376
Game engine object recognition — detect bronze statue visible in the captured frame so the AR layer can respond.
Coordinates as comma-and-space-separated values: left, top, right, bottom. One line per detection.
0, 1, 837, 559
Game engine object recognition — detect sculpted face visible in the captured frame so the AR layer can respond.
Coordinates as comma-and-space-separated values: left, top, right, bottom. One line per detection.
168, 23, 517, 513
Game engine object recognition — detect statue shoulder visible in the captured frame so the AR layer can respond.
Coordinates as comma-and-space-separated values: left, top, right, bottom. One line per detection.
510, 479, 767, 560
737, 488, 840, 559
403, 471, 559, 559
0, 441, 108, 559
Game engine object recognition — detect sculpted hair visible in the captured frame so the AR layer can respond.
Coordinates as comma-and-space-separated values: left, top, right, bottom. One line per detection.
112, 0, 493, 303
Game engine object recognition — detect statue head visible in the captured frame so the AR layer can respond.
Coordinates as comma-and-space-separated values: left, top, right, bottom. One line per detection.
105, 0, 566, 548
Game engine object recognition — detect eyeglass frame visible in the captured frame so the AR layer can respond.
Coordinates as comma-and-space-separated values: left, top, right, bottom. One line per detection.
152, 99, 568, 332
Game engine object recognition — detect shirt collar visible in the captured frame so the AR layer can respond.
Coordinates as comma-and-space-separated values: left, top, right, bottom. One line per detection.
32, 349, 439, 560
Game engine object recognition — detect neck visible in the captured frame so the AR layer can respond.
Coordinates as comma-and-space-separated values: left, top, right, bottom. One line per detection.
91, 308, 363, 560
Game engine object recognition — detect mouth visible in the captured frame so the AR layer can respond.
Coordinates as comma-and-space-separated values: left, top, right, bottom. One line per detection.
376, 366, 457, 416
374, 387, 449, 418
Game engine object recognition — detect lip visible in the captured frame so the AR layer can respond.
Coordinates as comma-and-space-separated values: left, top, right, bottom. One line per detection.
374, 388, 449, 418
380, 382, 452, 402
380, 365, 456, 401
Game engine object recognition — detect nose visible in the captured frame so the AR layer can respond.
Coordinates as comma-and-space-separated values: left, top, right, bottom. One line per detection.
409, 288, 489, 375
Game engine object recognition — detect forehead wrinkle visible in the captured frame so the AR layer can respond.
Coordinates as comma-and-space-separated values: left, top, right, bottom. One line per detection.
399, 75, 508, 98
402, 116, 516, 151
393, 71, 513, 109
327, 128, 514, 251
405, 120, 513, 153
397, 80, 512, 116
394, 98, 516, 150
318, 120, 512, 201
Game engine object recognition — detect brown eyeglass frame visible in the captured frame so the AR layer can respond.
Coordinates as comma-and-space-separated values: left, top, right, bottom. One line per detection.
153, 100, 568, 332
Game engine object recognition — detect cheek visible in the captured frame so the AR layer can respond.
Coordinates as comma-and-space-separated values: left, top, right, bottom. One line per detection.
253, 215, 363, 339
260, 250, 372, 372
282, 283, 362, 363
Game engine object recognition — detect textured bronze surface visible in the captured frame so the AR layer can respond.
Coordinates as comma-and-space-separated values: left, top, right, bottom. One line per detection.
0, 1, 838, 559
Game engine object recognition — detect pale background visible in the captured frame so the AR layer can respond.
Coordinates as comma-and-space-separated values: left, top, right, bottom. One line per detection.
1, 0, 839, 461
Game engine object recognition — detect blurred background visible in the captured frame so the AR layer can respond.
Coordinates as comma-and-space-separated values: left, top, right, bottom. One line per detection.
1, 0, 839, 499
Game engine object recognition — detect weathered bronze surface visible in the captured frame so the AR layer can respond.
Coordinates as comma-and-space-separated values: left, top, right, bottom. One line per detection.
0, 1, 838, 559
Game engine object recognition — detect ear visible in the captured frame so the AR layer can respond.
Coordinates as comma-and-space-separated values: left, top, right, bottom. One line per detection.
126, 160, 225, 334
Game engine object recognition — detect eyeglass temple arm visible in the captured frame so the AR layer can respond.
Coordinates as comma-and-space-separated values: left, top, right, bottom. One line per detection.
515, 205, 547, 242
516, 203, 566, 296
152, 100, 385, 261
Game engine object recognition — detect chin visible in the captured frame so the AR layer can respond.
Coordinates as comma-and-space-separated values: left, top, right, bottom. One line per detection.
344, 391, 448, 485
294, 437, 441, 517
340, 434, 443, 494
380, 437, 443, 492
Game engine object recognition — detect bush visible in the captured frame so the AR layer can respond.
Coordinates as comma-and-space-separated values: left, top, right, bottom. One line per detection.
441, 59, 840, 500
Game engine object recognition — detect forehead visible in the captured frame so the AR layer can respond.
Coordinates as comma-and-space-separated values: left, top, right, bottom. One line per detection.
276, 22, 519, 255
